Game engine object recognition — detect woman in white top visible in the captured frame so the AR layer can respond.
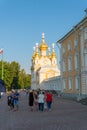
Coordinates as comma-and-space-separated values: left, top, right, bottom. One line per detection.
38, 91, 45, 111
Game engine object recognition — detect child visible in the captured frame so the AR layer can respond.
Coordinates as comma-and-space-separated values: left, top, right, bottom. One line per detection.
7, 93, 14, 110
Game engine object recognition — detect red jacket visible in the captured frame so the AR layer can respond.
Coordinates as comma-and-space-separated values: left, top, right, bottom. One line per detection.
46, 93, 53, 102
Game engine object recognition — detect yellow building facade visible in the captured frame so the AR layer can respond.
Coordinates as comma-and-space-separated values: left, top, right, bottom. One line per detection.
57, 10, 87, 98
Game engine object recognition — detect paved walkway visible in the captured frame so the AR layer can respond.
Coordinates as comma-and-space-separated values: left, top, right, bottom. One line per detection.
0, 92, 87, 130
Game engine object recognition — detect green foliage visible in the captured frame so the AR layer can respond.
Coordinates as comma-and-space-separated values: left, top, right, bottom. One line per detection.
0, 61, 31, 91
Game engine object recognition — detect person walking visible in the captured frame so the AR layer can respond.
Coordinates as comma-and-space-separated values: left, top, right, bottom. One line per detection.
33, 91, 38, 111
7, 92, 13, 110
46, 91, 53, 111
38, 91, 45, 111
28, 90, 34, 111
13, 90, 19, 111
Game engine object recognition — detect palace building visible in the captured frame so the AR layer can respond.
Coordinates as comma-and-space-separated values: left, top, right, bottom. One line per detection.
31, 33, 60, 90
57, 10, 87, 98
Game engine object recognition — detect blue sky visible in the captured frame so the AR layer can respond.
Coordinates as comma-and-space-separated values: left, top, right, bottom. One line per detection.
0, 0, 87, 73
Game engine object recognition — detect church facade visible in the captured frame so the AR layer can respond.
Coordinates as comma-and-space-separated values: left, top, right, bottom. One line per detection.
31, 34, 60, 90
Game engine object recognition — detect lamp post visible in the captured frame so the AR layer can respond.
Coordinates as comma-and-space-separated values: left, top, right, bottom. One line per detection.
2, 53, 3, 80
0, 49, 3, 80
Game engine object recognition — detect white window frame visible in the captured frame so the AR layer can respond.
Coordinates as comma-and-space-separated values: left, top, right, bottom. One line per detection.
68, 42, 72, 50
75, 76, 79, 90
68, 55, 72, 71
74, 37, 78, 47
69, 77, 72, 90
84, 27, 87, 40
63, 78, 66, 90
63, 59, 66, 72
74, 52, 79, 70
62, 46, 66, 54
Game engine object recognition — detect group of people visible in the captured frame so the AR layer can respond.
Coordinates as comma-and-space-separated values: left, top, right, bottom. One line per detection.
28, 90, 53, 112
7, 89, 53, 112
7, 90, 19, 111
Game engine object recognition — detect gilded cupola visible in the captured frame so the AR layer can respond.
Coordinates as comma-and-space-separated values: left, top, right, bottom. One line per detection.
32, 43, 39, 62
32, 46, 36, 61
39, 33, 48, 51
51, 43, 56, 58
34, 43, 39, 58
48, 47, 51, 59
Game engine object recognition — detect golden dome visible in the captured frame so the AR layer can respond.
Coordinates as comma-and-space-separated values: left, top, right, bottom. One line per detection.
51, 43, 56, 58
39, 33, 48, 51
34, 51, 39, 58
32, 43, 39, 60
48, 47, 51, 59
51, 51, 56, 58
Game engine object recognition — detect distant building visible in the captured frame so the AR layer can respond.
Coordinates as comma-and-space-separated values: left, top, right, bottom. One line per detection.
57, 10, 87, 98
31, 33, 60, 90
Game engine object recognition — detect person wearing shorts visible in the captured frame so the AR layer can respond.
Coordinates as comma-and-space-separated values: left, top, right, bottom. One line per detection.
13, 90, 19, 111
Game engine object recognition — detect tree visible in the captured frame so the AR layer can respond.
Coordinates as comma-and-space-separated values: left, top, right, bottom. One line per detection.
18, 69, 31, 89
0, 60, 31, 91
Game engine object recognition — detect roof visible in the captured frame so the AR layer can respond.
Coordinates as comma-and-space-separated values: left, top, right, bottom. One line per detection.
57, 15, 87, 44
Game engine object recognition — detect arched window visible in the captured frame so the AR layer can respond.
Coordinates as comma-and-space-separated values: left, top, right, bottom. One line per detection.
68, 41, 72, 50
62, 46, 66, 54
74, 52, 79, 70
84, 27, 87, 40
74, 37, 78, 47
75, 76, 79, 90
63, 78, 66, 90
68, 55, 72, 71
69, 77, 72, 89
62, 59, 66, 72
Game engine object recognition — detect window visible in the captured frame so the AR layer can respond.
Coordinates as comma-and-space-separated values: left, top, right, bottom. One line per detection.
62, 59, 66, 72
62, 46, 66, 54
74, 52, 79, 70
68, 55, 72, 71
63, 78, 66, 90
84, 27, 87, 40
74, 37, 78, 47
68, 42, 72, 50
85, 40, 87, 48
69, 77, 72, 89
75, 76, 79, 90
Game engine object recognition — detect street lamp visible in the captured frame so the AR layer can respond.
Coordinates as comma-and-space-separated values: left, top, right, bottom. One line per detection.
0, 48, 4, 80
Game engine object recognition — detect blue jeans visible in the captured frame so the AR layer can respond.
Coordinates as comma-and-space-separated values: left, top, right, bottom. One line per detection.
47, 101, 52, 110
14, 99, 18, 106
38, 103, 44, 111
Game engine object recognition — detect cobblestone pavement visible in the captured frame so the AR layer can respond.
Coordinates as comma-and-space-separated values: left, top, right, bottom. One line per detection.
0, 92, 87, 130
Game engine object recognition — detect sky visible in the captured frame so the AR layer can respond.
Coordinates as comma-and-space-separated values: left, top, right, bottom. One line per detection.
0, 0, 87, 74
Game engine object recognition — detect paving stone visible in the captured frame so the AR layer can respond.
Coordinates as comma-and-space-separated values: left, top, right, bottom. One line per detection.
0, 93, 87, 130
